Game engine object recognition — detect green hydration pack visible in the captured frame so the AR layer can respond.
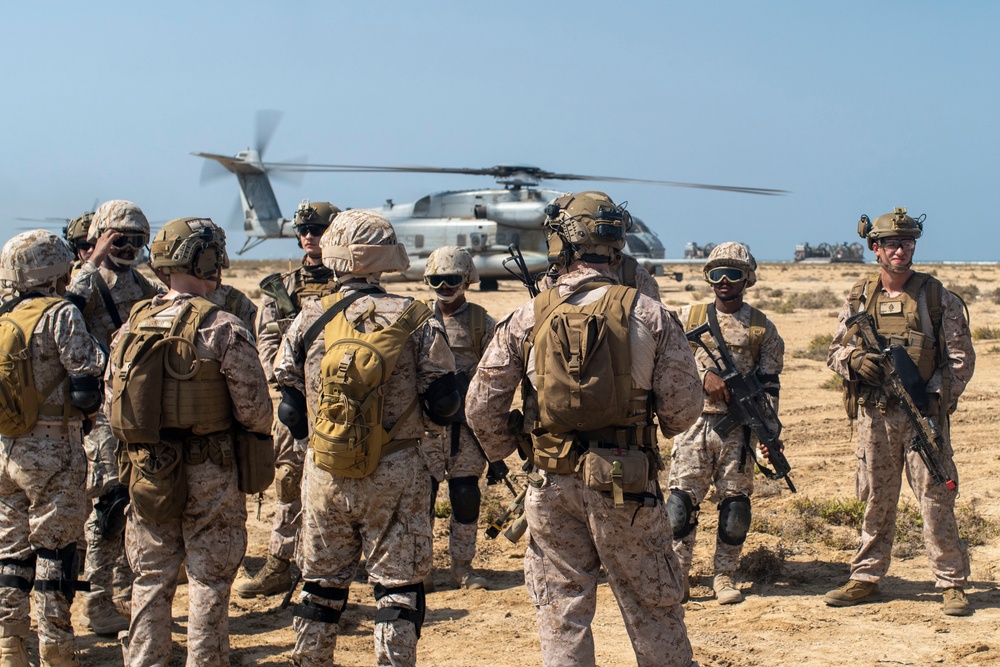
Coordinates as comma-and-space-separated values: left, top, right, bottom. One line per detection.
528, 281, 655, 474
311, 293, 432, 478
0, 296, 78, 437
685, 302, 767, 361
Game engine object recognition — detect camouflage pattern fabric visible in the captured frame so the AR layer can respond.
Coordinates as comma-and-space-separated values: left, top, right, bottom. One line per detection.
207, 283, 259, 331
420, 300, 496, 562
68, 263, 164, 348
106, 293, 272, 666
538, 259, 661, 301
0, 300, 104, 654
269, 419, 304, 561
466, 265, 702, 666
828, 287, 975, 588
274, 282, 454, 667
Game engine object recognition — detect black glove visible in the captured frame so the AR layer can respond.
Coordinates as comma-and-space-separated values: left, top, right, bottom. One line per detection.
277, 386, 309, 440
486, 460, 510, 486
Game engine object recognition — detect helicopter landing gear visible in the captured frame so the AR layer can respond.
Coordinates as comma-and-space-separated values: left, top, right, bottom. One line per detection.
479, 278, 499, 292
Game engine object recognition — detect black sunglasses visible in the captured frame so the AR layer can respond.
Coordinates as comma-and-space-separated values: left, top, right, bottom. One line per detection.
296, 224, 326, 238
74, 241, 94, 252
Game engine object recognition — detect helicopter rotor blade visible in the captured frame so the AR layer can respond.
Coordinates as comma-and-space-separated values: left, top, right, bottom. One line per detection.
255, 109, 283, 157
269, 154, 308, 186
539, 172, 786, 196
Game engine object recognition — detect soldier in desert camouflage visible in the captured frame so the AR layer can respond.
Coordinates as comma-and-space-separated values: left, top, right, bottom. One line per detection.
466, 191, 702, 667
274, 209, 458, 667
0, 230, 106, 667
106, 218, 272, 666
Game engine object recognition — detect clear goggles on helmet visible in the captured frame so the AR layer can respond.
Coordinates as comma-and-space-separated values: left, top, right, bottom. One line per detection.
706, 266, 747, 284
425, 274, 464, 289
111, 233, 147, 250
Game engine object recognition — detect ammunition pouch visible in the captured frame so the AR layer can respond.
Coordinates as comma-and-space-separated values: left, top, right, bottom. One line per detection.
582, 446, 651, 507
234, 428, 275, 494
530, 424, 658, 476
274, 462, 302, 503
530, 431, 579, 474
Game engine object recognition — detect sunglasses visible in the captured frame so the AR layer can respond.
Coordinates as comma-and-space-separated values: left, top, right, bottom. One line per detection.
296, 224, 326, 238
706, 267, 747, 284
879, 239, 916, 252
74, 241, 94, 252
111, 233, 146, 249
425, 274, 464, 289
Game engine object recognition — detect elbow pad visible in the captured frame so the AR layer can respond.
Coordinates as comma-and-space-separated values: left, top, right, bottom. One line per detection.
421, 373, 462, 426
277, 386, 309, 440
69, 375, 103, 414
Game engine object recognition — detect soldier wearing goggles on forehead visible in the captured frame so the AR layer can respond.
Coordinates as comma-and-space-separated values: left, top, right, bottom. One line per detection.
666, 242, 785, 606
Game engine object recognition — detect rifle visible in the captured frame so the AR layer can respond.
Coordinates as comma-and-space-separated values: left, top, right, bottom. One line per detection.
845, 311, 956, 491
484, 462, 538, 543
502, 244, 540, 297
686, 307, 796, 492
259, 273, 298, 334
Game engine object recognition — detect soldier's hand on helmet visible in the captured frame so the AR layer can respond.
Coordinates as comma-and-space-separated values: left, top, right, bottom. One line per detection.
703, 370, 730, 402
89, 229, 121, 267
849, 349, 883, 385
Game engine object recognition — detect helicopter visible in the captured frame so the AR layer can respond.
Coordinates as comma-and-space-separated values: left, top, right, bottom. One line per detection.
195, 114, 785, 290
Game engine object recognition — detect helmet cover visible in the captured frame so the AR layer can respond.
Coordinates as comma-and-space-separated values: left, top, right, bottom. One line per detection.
88, 200, 150, 244
0, 230, 75, 293
320, 209, 409, 276
424, 245, 479, 285
703, 241, 757, 287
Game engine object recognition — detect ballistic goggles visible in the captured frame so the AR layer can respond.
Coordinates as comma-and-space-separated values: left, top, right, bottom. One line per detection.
74, 241, 94, 252
706, 266, 747, 284
111, 233, 147, 250
425, 274, 464, 289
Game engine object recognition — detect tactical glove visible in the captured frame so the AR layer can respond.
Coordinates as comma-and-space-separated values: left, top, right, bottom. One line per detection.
486, 460, 510, 486
849, 350, 883, 385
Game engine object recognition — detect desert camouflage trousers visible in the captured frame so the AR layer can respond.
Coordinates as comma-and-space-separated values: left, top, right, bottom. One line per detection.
423, 423, 488, 562
851, 404, 968, 588
293, 448, 433, 667
124, 458, 247, 667
0, 421, 88, 657
524, 471, 692, 667
270, 420, 305, 561
667, 414, 755, 577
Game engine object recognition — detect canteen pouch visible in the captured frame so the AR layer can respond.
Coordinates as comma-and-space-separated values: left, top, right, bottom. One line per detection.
234, 428, 276, 494
583, 448, 649, 495
126, 437, 187, 523
530, 430, 579, 475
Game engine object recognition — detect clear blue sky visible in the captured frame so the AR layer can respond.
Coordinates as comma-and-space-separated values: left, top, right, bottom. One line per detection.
2, 2, 997, 261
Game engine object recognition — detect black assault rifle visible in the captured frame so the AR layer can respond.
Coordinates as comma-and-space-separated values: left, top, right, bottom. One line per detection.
845, 311, 956, 491
686, 309, 796, 492
502, 244, 540, 298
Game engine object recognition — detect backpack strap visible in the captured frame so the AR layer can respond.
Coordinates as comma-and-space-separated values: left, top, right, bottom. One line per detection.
298, 288, 380, 364
467, 302, 487, 358
619, 255, 638, 288
748, 306, 767, 362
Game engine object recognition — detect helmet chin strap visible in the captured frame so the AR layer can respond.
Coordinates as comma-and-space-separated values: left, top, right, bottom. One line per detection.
435, 286, 466, 304
107, 253, 135, 269
876, 249, 912, 273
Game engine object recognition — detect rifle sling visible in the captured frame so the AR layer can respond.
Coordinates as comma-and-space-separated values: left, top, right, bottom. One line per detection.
94, 271, 123, 330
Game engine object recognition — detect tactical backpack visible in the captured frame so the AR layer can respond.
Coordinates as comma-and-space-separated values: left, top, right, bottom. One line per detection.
528, 282, 652, 473
0, 296, 75, 437
310, 294, 432, 478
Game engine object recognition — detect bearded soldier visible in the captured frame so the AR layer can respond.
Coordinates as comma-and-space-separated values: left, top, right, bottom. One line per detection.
274, 209, 458, 666
825, 208, 975, 615
466, 191, 702, 667
67, 200, 163, 636
666, 242, 784, 605
106, 218, 272, 665
235, 200, 340, 598
0, 231, 106, 667
420, 246, 498, 591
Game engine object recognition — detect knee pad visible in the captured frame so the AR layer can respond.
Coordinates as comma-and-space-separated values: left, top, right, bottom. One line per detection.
33, 543, 89, 604
373, 582, 426, 638
294, 582, 350, 624
274, 463, 302, 504
666, 489, 699, 539
717, 495, 752, 546
448, 476, 481, 525
0, 554, 37, 592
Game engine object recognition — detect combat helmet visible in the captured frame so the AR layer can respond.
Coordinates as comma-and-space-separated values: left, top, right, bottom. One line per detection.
0, 230, 75, 295
320, 209, 409, 279
424, 246, 479, 286
703, 241, 757, 287
294, 200, 341, 231
149, 218, 229, 282
89, 200, 150, 268
64, 212, 94, 246
543, 190, 630, 268
858, 207, 923, 250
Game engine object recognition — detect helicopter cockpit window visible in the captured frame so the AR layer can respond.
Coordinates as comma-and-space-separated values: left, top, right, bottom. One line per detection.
413, 196, 431, 217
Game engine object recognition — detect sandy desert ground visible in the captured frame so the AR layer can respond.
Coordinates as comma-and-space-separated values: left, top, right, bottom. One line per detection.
65, 259, 1000, 666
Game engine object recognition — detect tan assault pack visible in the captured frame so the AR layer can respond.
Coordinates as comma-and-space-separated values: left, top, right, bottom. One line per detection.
311, 294, 432, 478
685, 303, 767, 361
0, 296, 78, 436
529, 282, 653, 474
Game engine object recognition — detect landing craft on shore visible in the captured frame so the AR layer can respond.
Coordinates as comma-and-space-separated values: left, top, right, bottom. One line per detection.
793, 242, 865, 263
195, 112, 786, 290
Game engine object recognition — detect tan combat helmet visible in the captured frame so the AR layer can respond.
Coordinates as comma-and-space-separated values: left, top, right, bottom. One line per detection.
543, 190, 630, 269
0, 230, 76, 295
320, 209, 409, 280
424, 246, 479, 286
858, 207, 923, 250
64, 212, 94, 246
703, 241, 757, 287
149, 218, 229, 281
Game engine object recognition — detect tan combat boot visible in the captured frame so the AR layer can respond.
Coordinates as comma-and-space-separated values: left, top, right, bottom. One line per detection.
81, 596, 130, 636
713, 574, 743, 605
942, 587, 971, 616
38, 643, 80, 667
450, 558, 488, 590
0, 636, 29, 667
234, 555, 292, 598
823, 579, 879, 607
